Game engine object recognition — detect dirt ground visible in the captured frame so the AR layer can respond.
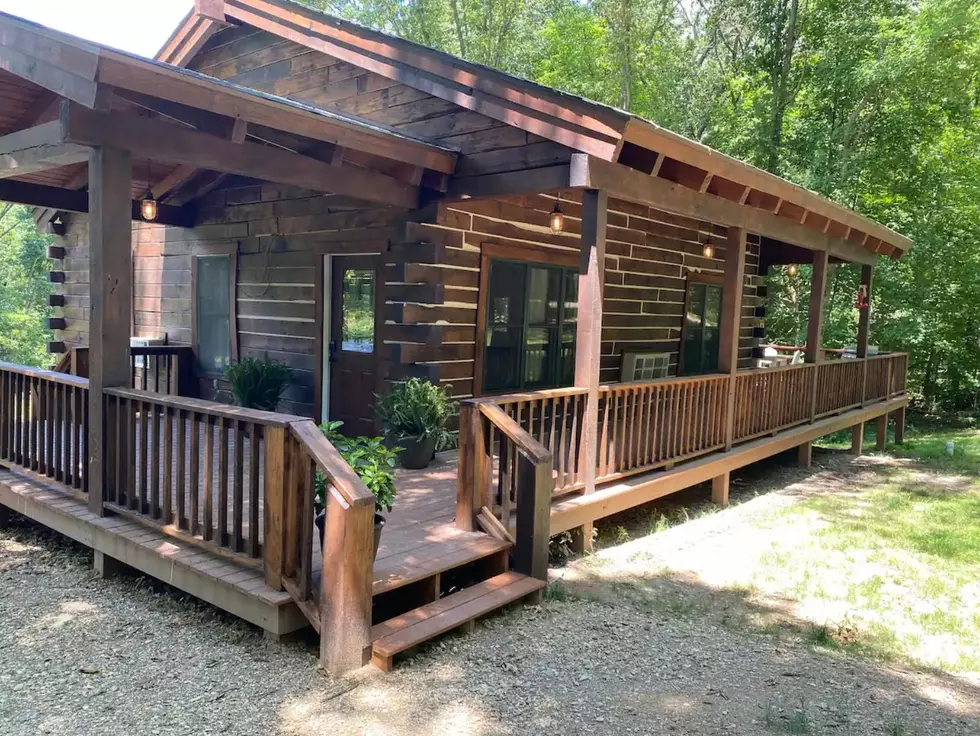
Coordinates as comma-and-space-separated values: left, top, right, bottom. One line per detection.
2, 451, 979, 735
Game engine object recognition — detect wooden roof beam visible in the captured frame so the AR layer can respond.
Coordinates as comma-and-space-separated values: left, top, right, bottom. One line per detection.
574, 155, 876, 266
0, 119, 89, 179
0, 178, 195, 227
60, 101, 419, 207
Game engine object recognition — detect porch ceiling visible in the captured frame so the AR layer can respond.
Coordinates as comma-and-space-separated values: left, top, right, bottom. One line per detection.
0, 10, 458, 226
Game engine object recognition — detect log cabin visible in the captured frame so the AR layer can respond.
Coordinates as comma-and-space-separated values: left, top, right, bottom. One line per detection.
0, 1, 910, 674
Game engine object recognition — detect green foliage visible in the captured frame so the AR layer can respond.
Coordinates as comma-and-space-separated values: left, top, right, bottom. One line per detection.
0, 204, 53, 367
222, 356, 292, 411
374, 377, 457, 448
316, 420, 401, 515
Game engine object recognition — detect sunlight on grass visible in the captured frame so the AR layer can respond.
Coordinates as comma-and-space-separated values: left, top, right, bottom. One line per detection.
753, 469, 980, 673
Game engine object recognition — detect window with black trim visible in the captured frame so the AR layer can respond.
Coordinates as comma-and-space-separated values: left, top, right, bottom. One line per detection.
195, 255, 232, 375
483, 259, 578, 393
680, 279, 722, 375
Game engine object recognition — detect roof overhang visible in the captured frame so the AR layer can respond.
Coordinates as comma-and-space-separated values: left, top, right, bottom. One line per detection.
0, 9, 460, 225
161, 0, 911, 261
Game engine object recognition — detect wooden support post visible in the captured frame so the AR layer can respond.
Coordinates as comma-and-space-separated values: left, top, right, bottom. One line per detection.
857, 265, 873, 405
87, 146, 131, 516
319, 488, 374, 676
513, 452, 552, 582
719, 228, 747, 450
263, 425, 286, 591
876, 412, 889, 451
93, 550, 129, 579
894, 406, 906, 444
851, 422, 864, 456
455, 401, 485, 531
0, 504, 10, 527
806, 250, 830, 422
798, 441, 813, 468
711, 472, 730, 506
573, 189, 607, 551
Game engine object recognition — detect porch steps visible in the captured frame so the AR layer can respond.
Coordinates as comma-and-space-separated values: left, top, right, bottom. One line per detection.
372, 533, 512, 596
371, 571, 546, 671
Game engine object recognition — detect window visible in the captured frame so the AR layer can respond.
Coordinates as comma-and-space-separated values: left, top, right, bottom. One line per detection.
680, 279, 722, 375
195, 255, 232, 375
340, 268, 375, 353
483, 259, 578, 393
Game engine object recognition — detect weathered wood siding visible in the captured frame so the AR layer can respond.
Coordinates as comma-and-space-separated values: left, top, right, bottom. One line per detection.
186, 26, 573, 183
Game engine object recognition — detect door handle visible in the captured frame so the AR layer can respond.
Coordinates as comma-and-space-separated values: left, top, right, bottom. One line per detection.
328, 339, 338, 362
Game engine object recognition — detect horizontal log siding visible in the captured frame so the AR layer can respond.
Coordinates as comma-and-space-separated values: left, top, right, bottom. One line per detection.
380, 193, 761, 400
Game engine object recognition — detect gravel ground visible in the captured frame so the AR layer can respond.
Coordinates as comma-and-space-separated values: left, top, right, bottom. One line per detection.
2, 456, 980, 735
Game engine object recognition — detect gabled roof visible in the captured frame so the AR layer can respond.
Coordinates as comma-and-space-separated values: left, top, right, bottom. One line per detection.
161, 0, 912, 259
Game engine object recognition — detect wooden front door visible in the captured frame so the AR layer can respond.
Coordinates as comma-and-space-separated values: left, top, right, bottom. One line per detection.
329, 255, 379, 436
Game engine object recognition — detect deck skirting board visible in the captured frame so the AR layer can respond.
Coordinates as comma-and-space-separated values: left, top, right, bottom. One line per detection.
550, 396, 908, 534
0, 470, 307, 636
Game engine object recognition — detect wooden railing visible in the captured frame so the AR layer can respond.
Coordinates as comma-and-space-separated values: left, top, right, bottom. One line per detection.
864, 353, 908, 403
732, 364, 816, 442
55, 346, 196, 397
484, 388, 588, 497
456, 400, 553, 581
0, 361, 89, 497
101, 388, 301, 565
597, 374, 730, 482
272, 419, 375, 675
815, 359, 865, 417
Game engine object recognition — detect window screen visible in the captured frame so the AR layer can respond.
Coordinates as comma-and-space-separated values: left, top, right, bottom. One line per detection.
196, 255, 232, 375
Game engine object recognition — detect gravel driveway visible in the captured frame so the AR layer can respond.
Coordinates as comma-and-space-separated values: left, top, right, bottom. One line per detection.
3, 462, 980, 735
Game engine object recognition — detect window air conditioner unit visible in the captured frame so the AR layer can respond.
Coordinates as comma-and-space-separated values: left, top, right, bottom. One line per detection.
621, 352, 670, 382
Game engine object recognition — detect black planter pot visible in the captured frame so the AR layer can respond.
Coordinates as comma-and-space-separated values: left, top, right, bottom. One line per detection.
316, 512, 386, 562
390, 434, 437, 470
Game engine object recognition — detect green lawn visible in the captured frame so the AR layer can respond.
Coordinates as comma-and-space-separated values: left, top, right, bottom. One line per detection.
758, 421, 980, 673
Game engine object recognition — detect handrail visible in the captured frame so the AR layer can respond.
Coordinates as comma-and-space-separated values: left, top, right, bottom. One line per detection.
483, 385, 588, 404
0, 360, 89, 388
103, 387, 304, 427
286, 419, 373, 507
599, 372, 727, 389
478, 402, 551, 464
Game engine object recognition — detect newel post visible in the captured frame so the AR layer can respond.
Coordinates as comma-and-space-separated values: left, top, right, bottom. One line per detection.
455, 401, 487, 531
514, 450, 552, 584
87, 146, 132, 515
572, 188, 607, 551
263, 425, 287, 591
319, 489, 374, 676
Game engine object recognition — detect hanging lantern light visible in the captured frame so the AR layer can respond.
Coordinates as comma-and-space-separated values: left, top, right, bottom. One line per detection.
141, 192, 158, 222
549, 194, 565, 234
702, 237, 715, 259
787, 263, 799, 277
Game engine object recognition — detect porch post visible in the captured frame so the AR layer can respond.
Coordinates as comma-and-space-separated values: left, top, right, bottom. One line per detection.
806, 250, 830, 421
87, 146, 132, 515
857, 264, 873, 405
719, 227, 747, 451
573, 188, 607, 552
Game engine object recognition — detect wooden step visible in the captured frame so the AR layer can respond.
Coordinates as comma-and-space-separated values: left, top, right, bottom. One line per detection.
371, 571, 546, 671
372, 533, 511, 596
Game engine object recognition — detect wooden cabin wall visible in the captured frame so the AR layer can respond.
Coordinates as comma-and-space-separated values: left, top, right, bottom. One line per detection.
185, 26, 573, 182
382, 193, 762, 399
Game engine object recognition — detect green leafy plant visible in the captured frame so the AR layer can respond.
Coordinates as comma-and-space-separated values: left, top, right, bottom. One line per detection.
223, 356, 292, 412
374, 378, 457, 448
314, 420, 401, 516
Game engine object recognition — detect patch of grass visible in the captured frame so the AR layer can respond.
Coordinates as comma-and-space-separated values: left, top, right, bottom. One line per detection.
752, 463, 980, 672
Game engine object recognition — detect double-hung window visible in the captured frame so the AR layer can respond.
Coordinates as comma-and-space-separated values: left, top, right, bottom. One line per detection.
482, 259, 578, 393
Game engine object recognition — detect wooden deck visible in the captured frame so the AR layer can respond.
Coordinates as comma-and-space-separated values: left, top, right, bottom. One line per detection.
0, 447, 498, 636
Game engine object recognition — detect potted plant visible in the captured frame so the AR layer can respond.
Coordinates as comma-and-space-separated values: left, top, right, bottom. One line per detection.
374, 378, 457, 469
223, 356, 292, 412
314, 421, 400, 560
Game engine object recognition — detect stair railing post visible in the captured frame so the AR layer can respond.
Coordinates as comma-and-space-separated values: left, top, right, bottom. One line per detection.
513, 449, 552, 584
263, 425, 287, 591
